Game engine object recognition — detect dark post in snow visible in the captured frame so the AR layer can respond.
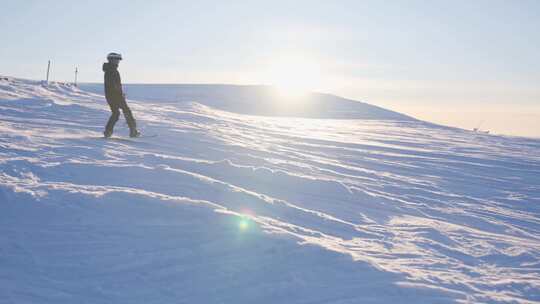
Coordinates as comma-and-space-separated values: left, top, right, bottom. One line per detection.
46, 60, 51, 84
74, 67, 78, 87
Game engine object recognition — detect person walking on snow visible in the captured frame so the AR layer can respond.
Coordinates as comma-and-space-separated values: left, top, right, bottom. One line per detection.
103, 52, 140, 138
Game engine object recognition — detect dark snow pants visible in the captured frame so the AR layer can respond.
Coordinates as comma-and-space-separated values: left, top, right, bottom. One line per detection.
105, 98, 137, 133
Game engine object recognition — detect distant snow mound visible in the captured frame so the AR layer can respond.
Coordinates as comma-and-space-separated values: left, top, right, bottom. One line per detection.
0, 77, 83, 103
80, 83, 414, 120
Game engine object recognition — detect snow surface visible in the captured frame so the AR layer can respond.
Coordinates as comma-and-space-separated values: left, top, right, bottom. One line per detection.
81, 83, 414, 120
1, 77, 540, 303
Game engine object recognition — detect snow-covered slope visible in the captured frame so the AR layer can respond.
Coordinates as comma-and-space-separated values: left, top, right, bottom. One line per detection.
1, 77, 539, 303
81, 83, 414, 120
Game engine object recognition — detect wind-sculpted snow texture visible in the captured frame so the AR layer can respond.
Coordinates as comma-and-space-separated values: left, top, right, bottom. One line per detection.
1, 77, 539, 303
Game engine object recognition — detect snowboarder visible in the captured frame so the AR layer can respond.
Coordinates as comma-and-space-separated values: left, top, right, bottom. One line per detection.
103, 52, 140, 138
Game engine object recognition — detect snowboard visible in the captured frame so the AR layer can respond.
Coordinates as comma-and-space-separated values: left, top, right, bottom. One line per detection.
102, 134, 158, 141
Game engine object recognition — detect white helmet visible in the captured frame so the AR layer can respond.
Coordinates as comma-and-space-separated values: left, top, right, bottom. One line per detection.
107, 52, 123, 61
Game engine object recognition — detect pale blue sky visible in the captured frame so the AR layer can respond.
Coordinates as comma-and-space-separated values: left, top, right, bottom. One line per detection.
1, 0, 539, 136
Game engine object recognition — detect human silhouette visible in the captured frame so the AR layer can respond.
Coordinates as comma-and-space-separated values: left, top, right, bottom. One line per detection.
103, 52, 140, 138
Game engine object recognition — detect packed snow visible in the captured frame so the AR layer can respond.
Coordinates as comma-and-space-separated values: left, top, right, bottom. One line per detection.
1, 77, 539, 303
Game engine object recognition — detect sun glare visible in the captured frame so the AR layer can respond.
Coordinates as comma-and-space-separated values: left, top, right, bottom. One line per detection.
264, 55, 323, 98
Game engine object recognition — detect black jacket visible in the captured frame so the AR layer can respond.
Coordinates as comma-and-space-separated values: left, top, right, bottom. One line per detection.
103, 62, 124, 102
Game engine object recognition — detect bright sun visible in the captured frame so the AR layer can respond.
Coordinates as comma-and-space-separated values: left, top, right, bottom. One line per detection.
264, 55, 323, 98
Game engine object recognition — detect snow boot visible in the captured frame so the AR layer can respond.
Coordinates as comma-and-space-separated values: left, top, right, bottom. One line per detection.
129, 129, 141, 138
104, 129, 113, 138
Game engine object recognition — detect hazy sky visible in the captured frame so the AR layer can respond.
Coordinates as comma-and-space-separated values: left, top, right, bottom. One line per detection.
1, 0, 539, 137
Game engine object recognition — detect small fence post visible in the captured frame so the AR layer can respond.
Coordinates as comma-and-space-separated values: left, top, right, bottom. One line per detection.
46, 60, 51, 84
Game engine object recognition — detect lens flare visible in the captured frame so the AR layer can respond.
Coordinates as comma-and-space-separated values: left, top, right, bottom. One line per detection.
238, 218, 249, 231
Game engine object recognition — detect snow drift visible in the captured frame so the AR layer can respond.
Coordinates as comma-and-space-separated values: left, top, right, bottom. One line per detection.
1, 77, 539, 303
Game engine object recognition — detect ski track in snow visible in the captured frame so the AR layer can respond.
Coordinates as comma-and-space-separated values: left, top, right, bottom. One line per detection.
1, 77, 540, 303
